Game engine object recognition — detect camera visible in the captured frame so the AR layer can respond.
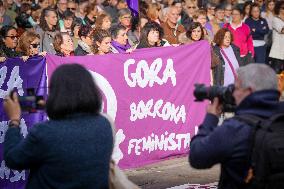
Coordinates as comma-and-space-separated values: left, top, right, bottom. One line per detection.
10, 88, 45, 113
193, 84, 236, 112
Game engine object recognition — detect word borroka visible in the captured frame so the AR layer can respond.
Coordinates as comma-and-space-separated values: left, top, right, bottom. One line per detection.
128, 131, 191, 155
124, 58, 176, 88
130, 99, 186, 124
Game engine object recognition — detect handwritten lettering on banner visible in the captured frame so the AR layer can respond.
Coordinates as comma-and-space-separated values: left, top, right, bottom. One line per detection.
0, 57, 47, 189
47, 41, 211, 169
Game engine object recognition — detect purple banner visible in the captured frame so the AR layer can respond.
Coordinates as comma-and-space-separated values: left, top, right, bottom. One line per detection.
46, 41, 211, 169
0, 56, 47, 189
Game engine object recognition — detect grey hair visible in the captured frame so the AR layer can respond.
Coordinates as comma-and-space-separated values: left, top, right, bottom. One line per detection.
237, 64, 278, 91
118, 8, 131, 17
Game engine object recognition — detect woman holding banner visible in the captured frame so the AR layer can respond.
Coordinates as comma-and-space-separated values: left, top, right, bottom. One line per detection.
3, 64, 114, 189
0, 25, 21, 61
53, 32, 74, 56
16, 31, 47, 60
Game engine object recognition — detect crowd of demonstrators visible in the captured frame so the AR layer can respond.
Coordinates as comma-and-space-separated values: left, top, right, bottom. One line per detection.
0, 0, 283, 83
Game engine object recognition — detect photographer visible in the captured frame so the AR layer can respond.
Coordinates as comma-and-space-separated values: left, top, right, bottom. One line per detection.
190, 64, 284, 189
3, 64, 114, 189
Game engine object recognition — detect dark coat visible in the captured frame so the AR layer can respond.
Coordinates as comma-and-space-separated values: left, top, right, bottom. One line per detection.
0, 45, 22, 58
4, 113, 114, 189
245, 17, 269, 40
212, 44, 242, 86
190, 90, 284, 189
74, 45, 89, 56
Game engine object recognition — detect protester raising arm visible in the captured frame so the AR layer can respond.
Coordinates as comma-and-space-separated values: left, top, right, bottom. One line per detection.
17, 31, 47, 62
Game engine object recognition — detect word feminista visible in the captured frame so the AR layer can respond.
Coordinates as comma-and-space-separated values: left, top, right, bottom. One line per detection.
128, 131, 191, 155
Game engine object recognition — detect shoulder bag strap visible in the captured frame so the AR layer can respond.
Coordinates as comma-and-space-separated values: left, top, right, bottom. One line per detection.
220, 48, 238, 79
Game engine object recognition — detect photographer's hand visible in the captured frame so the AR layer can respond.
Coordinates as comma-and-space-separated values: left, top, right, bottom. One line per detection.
207, 97, 222, 117
3, 92, 21, 124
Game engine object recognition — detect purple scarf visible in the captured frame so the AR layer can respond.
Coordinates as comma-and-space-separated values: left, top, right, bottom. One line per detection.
111, 41, 131, 53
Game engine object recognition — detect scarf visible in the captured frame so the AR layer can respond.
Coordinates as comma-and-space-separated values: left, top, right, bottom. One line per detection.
78, 40, 94, 54
111, 41, 131, 53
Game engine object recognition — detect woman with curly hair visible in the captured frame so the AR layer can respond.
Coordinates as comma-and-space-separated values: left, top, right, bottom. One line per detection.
93, 29, 111, 55
53, 32, 74, 56
212, 28, 242, 86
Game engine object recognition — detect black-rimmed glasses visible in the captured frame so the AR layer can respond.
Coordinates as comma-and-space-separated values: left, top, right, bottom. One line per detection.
6, 36, 18, 40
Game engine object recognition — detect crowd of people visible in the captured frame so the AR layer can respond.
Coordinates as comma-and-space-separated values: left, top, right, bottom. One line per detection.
0, 0, 283, 84
2, 0, 284, 188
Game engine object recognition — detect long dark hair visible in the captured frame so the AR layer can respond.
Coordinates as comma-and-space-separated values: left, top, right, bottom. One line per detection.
39, 7, 59, 32
139, 21, 164, 48
46, 64, 102, 120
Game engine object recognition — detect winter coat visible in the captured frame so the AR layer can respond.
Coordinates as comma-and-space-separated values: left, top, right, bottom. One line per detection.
4, 113, 113, 189
190, 90, 284, 189
269, 16, 284, 60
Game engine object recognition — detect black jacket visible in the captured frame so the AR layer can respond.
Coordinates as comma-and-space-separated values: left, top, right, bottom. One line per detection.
0, 45, 22, 58
74, 45, 89, 56
212, 44, 242, 86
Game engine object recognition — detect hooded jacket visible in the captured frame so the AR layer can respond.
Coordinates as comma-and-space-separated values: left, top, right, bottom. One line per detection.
190, 90, 284, 189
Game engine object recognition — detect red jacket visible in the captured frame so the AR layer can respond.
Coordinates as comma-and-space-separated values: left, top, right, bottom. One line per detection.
224, 23, 254, 57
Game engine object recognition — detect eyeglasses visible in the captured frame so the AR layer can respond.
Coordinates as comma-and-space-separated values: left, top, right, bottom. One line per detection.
6, 36, 18, 40
67, 7, 76, 11
30, 43, 40, 48
187, 6, 196, 9
121, 16, 132, 19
